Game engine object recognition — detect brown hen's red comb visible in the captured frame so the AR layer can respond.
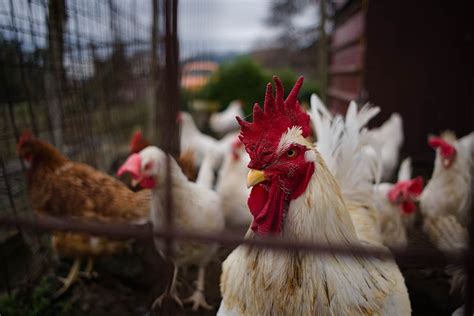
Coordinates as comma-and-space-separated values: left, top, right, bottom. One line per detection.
18, 129, 33, 147
237, 76, 310, 154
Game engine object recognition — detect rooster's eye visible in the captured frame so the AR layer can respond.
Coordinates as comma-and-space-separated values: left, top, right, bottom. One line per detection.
286, 149, 297, 159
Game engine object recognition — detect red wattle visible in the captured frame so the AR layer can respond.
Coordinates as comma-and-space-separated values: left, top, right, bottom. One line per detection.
401, 201, 416, 214
248, 182, 285, 234
248, 162, 315, 235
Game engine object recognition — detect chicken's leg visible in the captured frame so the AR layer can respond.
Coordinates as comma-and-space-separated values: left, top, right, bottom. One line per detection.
152, 265, 183, 309
79, 257, 98, 279
55, 257, 81, 298
183, 265, 212, 311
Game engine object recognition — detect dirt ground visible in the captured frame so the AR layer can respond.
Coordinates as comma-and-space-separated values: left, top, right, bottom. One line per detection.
1, 225, 466, 316
51, 233, 465, 316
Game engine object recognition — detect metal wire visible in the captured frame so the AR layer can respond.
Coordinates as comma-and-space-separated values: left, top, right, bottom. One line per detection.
0, 213, 466, 268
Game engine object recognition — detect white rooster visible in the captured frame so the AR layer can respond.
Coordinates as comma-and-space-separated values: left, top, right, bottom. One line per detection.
118, 147, 225, 311
210, 100, 244, 135
218, 78, 410, 315
367, 112, 404, 181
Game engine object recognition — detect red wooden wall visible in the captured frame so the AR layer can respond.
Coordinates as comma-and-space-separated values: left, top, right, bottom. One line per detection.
329, 1, 473, 165
328, 2, 365, 114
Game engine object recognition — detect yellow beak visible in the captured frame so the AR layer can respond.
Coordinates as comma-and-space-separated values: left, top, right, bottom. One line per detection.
247, 169, 267, 188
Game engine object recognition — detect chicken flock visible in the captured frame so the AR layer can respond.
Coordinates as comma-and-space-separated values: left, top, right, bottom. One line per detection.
16, 76, 473, 315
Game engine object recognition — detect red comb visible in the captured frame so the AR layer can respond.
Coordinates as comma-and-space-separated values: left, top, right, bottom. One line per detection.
237, 76, 309, 159
130, 130, 150, 154
388, 176, 424, 202
387, 176, 424, 214
18, 129, 33, 147
130, 131, 142, 152
428, 136, 456, 159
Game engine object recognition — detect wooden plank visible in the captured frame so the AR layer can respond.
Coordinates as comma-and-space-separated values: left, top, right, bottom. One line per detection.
329, 65, 361, 75
329, 98, 349, 116
331, 10, 365, 50
330, 43, 364, 68
329, 75, 362, 95
327, 88, 358, 102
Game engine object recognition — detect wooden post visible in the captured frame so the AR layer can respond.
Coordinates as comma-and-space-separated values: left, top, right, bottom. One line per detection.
149, 0, 159, 143
45, 0, 66, 149
156, 0, 179, 155
317, 0, 328, 104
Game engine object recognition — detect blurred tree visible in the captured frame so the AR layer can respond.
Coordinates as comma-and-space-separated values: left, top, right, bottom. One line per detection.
266, 0, 330, 102
46, 0, 67, 148
0, 37, 46, 104
266, 0, 315, 46
196, 56, 266, 115
196, 56, 319, 116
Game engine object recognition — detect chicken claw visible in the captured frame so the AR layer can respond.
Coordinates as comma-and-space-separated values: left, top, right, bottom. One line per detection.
184, 265, 212, 311
184, 290, 213, 311
151, 290, 183, 309
79, 257, 98, 279
151, 265, 183, 309
55, 257, 81, 298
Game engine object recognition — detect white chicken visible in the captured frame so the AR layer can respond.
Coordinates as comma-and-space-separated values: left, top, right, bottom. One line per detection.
421, 131, 473, 223
178, 111, 237, 166
420, 131, 473, 294
118, 146, 225, 311
210, 100, 244, 135
374, 158, 423, 250
218, 78, 410, 315
215, 137, 252, 228
367, 112, 404, 181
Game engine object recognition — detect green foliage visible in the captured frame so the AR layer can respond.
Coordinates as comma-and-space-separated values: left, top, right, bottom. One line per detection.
0, 277, 75, 316
195, 56, 319, 116
0, 36, 47, 104
196, 56, 266, 115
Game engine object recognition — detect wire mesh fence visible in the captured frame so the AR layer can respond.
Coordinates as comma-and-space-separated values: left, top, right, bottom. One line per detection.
1, 0, 153, 217
0, 0, 472, 315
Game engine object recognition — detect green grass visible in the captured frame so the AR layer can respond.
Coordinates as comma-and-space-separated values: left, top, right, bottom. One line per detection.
0, 277, 75, 316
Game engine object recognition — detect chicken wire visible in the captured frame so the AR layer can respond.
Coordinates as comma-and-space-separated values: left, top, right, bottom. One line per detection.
0, 1, 152, 217
0, 0, 472, 315
0, 0, 157, 294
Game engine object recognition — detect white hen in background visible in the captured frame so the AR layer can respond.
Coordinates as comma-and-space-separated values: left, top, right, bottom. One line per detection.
210, 100, 244, 135
367, 113, 404, 181
118, 146, 225, 311
178, 111, 237, 166
374, 158, 423, 250
215, 137, 252, 228
420, 131, 473, 295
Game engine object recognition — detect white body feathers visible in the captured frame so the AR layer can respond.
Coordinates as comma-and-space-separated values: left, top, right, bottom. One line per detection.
215, 145, 252, 227
367, 113, 404, 181
179, 112, 237, 166
210, 100, 244, 135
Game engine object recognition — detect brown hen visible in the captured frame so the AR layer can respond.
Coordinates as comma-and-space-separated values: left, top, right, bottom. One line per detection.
17, 129, 151, 296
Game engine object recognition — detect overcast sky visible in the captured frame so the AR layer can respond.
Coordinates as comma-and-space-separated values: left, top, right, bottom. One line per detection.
179, 0, 278, 56
179, 0, 318, 56
1, 0, 317, 58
